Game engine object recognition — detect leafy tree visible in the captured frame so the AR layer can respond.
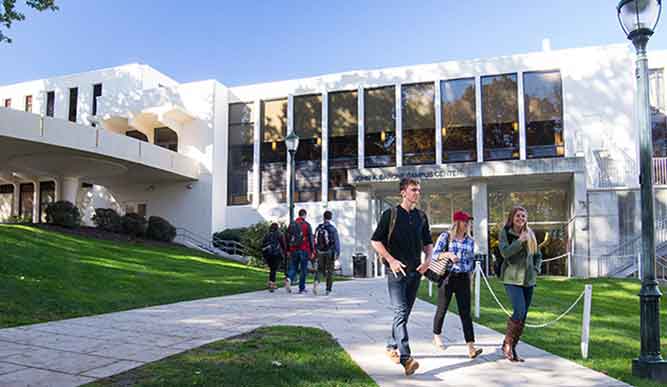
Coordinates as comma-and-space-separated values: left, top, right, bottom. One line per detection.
1, 0, 58, 44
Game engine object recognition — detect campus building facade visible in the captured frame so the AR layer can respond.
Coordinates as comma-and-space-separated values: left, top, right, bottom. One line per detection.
2, 44, 667, 277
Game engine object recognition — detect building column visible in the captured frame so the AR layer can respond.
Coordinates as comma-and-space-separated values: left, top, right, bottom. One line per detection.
435, 79, 443, 165
252, 98, 261, 208
321, 89, 329, 204
395, 83, 403, 167
357, 86, 365, 169
286, 94, 294, 213
11, 183, 19, 217
518, 71, 527, 160
472, 182, 489, 272
571, 171, 590, 277
354, 187, 372, 277
32, 181, 39, 223
61, 177, 80, 205
475, 76, 484, 162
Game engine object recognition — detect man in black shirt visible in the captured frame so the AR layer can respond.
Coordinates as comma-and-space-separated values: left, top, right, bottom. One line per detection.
371, 177, 433, 376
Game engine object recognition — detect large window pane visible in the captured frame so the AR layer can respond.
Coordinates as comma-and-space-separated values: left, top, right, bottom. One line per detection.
227, 102, 254, 205
482, 74, 518, 161
402, 83, 435, 165
39, 181, 55, 223
261, 99, 287, 203
19, 183, 34, 221
0, 184, 13, 222
154, 127, 178, 151
328, 90, 357, 201
650, 69, 667, 157
294, 94, 322, 202
524, 71, 564, 158
442, 78, 477, 162
365, 86, 396, 167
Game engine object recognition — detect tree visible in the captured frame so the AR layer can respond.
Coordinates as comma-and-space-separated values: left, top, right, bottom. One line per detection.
1, 0, 58, 44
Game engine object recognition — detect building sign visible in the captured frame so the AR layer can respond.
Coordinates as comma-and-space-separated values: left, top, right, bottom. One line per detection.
349, 164, 470, 184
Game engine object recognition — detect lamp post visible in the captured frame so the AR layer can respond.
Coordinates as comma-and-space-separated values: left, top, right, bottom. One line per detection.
285, 131, 300, 224
617, 0, 667, 381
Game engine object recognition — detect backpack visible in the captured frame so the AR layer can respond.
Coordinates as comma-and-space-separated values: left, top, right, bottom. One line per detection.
315, 224, 333, 252
262, 231, 283, 257
287, 220, 306, 248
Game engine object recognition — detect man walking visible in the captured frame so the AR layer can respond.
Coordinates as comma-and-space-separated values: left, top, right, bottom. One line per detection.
286, 208, 314, 294
314, 210, 340, 296
371, 178, 433, 376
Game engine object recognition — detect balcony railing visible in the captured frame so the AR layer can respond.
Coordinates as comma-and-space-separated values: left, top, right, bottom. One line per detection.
654, 157, 667, 185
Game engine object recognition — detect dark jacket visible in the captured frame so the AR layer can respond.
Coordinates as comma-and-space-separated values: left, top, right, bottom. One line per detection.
499, 226, 542, 287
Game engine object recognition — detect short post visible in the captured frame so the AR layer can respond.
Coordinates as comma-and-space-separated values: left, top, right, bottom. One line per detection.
638, 252, 642, 280
567, 252, 572, 278
581, 284, 593, 359
428, 280, 433, 298
475, 261, 481, 319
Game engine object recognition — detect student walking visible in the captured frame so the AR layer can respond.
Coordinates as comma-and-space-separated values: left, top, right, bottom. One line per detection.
430, 211, 482, 359
286, 209, 315, 294
314, 210, 340, 295
261, 222, 286, 292
371, 178, 433, 376
499, 206, 542, 362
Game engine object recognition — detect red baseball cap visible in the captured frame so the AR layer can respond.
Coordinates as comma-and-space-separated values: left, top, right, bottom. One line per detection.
453, 211, 472, 222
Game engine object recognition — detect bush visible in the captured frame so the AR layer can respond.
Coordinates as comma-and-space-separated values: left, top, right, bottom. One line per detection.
213, 221, 287, 267
6, 215, 33, 224
121, 213, 147, 237
146, 216, 176, 242
212, 228, 245, 243
92, 208, 121, 233
45, 201, 80, 228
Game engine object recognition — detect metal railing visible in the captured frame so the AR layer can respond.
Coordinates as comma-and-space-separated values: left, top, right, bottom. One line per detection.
175, 227, 247, 258
600, 218, 667, 277
654, 157, 667, 185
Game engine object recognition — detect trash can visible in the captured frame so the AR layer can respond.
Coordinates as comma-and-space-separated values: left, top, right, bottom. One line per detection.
353, 253, 367, 278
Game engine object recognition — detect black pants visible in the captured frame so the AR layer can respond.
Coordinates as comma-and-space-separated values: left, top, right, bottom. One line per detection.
315, 249, 335, 292
264, 253, 282, 282
432, 272, 475, 343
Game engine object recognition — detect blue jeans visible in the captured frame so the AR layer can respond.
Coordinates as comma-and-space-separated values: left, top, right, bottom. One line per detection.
386, 271, 421, 365
504, 284, 534, 321
288, 250, 309, 291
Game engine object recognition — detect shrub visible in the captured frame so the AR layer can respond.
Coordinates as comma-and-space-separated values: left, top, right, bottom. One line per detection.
121, 213, 147, 237
146, 216, 176, 242
212, 228, 245, 243
92, 208, 121, 233
6, 215, 32, 224
45, 201, 81, 228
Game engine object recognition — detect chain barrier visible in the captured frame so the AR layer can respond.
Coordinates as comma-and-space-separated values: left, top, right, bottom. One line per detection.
476, 265, 586, 328
541, 252, 570, 263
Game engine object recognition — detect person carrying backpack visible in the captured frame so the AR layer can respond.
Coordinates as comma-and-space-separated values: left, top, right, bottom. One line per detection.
262, 222, 286, 293
285, 208, 314, 294
313, 210, 340, 296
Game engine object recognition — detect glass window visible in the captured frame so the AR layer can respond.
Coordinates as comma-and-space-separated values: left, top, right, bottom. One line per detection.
260, 98, 287, 203
92, 83, 102, 118
4, 99, 10, 108
482, 74, 519, 161
39, 181, 55, 223
402, 83, 435, 165
294, 94, 322, 202
650, 69, 667, 157
68, 87, 78, 122
46, 91, 55, 117
227, 102, 255, 205
126, 130, 148, 142
0, 184, 12, 222
328, 90, 358, 201
25, 95, 32, 112
154, 127, 178, 151
19, 183, 34, 221
524, 71, 564, 158
442, 78, 477, 162
365, 86, 396, 168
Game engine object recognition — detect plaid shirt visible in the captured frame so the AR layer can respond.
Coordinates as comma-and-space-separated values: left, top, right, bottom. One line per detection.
433, 232, 475, 273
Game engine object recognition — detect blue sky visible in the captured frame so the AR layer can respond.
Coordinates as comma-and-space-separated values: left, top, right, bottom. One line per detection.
3, 0, 667, 86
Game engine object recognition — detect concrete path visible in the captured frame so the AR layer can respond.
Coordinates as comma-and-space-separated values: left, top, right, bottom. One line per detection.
0, 278, 630, 387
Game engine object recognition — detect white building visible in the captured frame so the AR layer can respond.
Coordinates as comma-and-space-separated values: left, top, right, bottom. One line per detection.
2, 43, 667, 277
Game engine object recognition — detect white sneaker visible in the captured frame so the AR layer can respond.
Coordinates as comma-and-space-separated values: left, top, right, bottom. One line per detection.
285, 278, 292, 293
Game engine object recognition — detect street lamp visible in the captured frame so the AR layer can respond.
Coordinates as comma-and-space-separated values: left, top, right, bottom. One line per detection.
285, 131, 300, 224
617, 0, 667, 381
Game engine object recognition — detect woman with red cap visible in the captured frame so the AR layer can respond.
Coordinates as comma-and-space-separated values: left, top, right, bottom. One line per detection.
429, 210, 482, 359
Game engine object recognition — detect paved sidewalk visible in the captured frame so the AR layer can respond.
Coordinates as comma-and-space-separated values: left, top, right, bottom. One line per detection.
0, 278, 629, 387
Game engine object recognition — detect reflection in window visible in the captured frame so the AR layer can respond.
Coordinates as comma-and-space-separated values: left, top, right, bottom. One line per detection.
25, 95, 32, 112
228, 102, 255, 205
154, 127, 178, 151
39, 181, 55, 223
0, 184, 13, 222
482, 74, 518, 161
46, 91, 55, 117
68, 87, 78, 122
365, 86, 396, 167
294, 94, 322, 202
650, 69, 667, 157
328, 90, 357, 201
442, 78, 477, 162
19, 183, 34, 221
524, 71, 564, 158
126, 130, 148, 142
420, 191, 472, 227
260, 99, 287, 203
402, 83, 435, 165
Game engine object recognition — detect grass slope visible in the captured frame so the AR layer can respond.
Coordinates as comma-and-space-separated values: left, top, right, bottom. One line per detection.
86, 326, 377, 387
0, 224, 269, 328
419, 276, 667, 387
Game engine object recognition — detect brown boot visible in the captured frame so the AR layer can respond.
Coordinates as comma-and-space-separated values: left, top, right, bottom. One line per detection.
502, 317, 515, 361
512, 320, 526, 362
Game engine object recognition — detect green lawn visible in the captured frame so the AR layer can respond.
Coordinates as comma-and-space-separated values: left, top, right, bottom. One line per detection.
0, 224, 270, 328
419, 275, 667, 387
85, 326, 377, 387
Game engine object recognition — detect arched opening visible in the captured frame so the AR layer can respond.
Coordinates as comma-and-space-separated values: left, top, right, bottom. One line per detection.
154, 127, 178, 152
126, 130, 149, 142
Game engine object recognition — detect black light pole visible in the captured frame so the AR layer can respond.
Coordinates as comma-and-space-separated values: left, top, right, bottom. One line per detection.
285, 131, 300, 224
618, 0, 667, 381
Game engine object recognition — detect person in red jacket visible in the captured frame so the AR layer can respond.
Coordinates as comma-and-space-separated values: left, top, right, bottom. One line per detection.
285, 208, 315, 294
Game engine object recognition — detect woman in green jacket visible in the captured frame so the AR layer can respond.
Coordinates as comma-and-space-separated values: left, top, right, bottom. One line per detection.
499, 206, 542, 362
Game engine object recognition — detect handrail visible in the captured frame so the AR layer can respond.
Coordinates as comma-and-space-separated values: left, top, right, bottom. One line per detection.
175, 227, 248, 257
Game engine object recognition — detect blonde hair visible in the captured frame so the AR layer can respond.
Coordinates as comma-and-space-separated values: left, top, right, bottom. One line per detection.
450, 220, 471, 239
504, 206, 538, 255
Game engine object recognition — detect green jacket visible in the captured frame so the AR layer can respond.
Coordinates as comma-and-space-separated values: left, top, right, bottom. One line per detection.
499, 227, 542, 287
